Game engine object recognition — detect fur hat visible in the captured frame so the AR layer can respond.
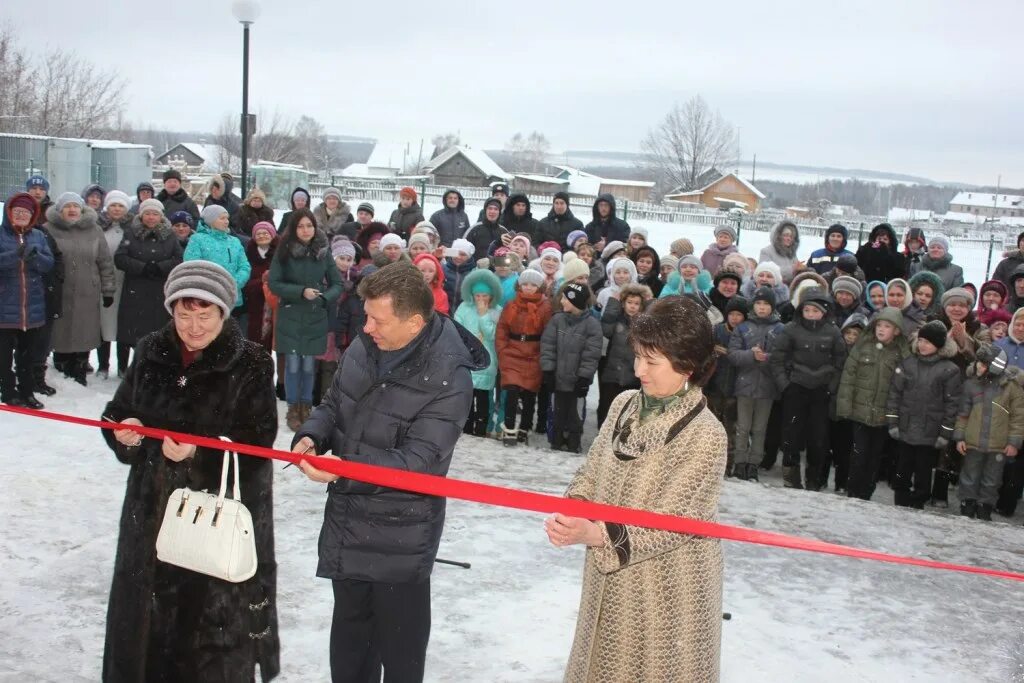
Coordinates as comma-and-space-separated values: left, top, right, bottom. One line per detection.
567, 229, 588, 249
379, 233, 406, 250
941, 287, 974, 309
451, 238, 475, 257
103, 190, 132, 210
562, 258, 591, 282
832, 275, 863, 299
670, 237, 694, 257
720, 252, 750, 278
630, 226, 649, 240
928, 234, 950, 253
162, 168, 183, 183
245, 187, 267, 204
164, 260, 237, 316
836, 254, 859, 275
563, 282, 591, 311
138, 198, 165, 216
917, 320, 948, 350
714, 270, 743, 288
201, 204, 228, 226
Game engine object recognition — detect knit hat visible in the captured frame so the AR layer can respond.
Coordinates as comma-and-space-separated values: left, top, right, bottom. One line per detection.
563, 282, 591, 311
163, 260, 237, 317
379, 233, 406, 250
491, 182, 509, 196
917, 320, 948, 350
537, 240, 561, 254
801, 295, 829, 316
357, 201, 374, 216
601, 240, 626, 262
7, 193, 37, 218
630, 226, 649, 240
509, 234, 531, 252
252, 221, 277, 240
678, 255, 702, 271
138, 198, 165, 215
928, 234, 950, 253
720, 252, 750, 278
476, 257, 491, 270
976, 344, 1008, 376
670, 237, 694, 256
941, 286, 974, 309
201, 204, 228, 226
714, 270, 743, 289
754, 261, 782, 284
483, 196, 502, 215
451, 238, 475, 257
725, 296, 749, 318
553, 190, 570, 204
562, 250, 578, 264
322, 187, 343, 203
661, 255, 678, 271
399, 186, 417, 201
841, 312, 869, 332
836, 254, 859, 275
103, 190, 131, 210
470, 281, 492, 297
518, 269, 545, 288
26, 175, 49, 191
331, 238, 356, 259
752, 285, 776, 307
540, 247, 562, 262
162, 168, 183, 182
826, 223, 848, 242
567, 229, 588, 249
169, 211, 194, 228
832, 275, 863, 299
55, 192, 84, 212
408, 233, 432, 250
714, 224, 737, 241
562, 257, 591, 282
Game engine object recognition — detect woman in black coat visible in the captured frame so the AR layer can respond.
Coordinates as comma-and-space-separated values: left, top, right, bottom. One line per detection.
114, 210, 184, 347
855, 222, 906, 283
101, 260, 279, 682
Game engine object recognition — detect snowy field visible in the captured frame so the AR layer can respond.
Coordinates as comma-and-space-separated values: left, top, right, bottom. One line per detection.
2, 377, 1024, 681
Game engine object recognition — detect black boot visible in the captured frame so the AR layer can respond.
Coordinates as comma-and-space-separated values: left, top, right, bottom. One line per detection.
733, 464, 748, 481
960, 499, 977, 519
565, 432, 582, 454
783, 466, 803, 489
1, 395, 25, 406
746, 463, 759, 482
517, 429, 529, 445
502, 427, 518, 447
893, 490, 912, 508
19, 394, 43, 409
930, 471, 950, 508
70, 358, 88, 386
976, 503, 993, 521
473, 420, 487, 438
33, 366, 56, 396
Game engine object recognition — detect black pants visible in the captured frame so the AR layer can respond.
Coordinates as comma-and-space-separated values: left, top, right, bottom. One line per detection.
760, 399, 783, 469
536, 389, 551, 434
597, 382, 628, 429
32, 319, 53, 367
892, 442, 937, 509
825, 418, 854, 491
996, 458, 1024, 516
706, 394, 738, 471
96, 340, 131, 373
780, 384, 830, 486
464, 389, 490, 434
0, 327, 42, 399
847, 423, 888, 500
551, 390, 582, 448
503, 385, 535, 431
330, 578, 431, 683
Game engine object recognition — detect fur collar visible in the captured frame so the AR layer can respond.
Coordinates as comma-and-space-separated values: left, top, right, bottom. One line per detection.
287, 229, 329, 259
45, 205, 99, 232
129, 213, 173, 240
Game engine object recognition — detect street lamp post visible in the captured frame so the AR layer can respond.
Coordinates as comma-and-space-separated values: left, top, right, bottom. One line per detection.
232, 0, 261, 198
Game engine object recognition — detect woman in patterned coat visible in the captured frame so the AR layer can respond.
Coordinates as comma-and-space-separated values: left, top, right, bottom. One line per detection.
546, 295, 726, 682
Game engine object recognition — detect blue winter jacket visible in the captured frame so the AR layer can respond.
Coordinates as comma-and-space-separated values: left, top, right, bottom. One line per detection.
183, 221, 251, 307
0, 220, 55, 330
996, 335, 1024, 371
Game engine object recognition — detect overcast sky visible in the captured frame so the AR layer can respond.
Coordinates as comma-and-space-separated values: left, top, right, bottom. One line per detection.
5, 0, 1021, 186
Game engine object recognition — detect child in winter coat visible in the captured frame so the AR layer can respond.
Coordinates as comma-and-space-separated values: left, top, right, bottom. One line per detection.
454, 269, 504, 437
770, 287, 848, 489
496, 270, 553, 446
313, 237, 358, 404
954, 344, 1024, 520
865, 281, 886, 313
540, 282, 602, 452
442, 238, 476, 310
596, 257, 638, 310
831, 275, 869, 323
740, 261, 789, 306
597, 283, 652, 428
729, 287, 784, 481
700, 225, 739, 275
659, 255, 713, 298
413, 252, 450, 315
826, 311, 869, 492
835, 307, 911, 500
492, 250, 522, 305
885, 320, 962, 508
707, 295, 748, 477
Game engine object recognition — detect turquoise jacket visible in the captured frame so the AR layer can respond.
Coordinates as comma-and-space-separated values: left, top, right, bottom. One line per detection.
454, 269, 503, 391
658, 269, 713, 298
183, 221, 251, 307
498, 272, 518, 306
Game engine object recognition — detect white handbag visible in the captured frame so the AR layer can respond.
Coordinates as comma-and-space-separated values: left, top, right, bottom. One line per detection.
156, 437, 258, 583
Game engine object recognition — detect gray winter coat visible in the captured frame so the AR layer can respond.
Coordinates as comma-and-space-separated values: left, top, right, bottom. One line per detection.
770, 289, 847, 392
45, 206, 116, 353
541, 310, 603, 391
885, 336, 962, 446
295, 314, 487, 583
757, 221, 801, 284
728, 312, 784, 399
429, 190, 471, 246
98, 210, 131, 342
920, 253, 964, 291
599, 298, 639, 387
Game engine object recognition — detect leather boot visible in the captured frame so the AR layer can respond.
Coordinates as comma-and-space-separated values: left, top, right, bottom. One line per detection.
960, 499, 977, 519
19, 394, 43, 409
930, 470, 950, 508
33, 366, 56, 396
783, 466, 804, 489
746, 463, 759, 482
300, 403, 312, 424
976, 503, 993, 521
70, 357, 88, 386
286, 404, 302, 432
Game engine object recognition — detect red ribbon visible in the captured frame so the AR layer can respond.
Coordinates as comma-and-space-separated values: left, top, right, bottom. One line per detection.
4, 403, 1023, 582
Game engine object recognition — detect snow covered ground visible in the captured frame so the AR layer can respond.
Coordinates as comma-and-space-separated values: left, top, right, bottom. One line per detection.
2, 376, 1024, 681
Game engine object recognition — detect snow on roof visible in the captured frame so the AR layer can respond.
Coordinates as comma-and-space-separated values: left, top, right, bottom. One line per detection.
701, 172, 765, 199
600, 178, 655, 188
367, 141, 414, 171
553, 165, 600, 179
941, 211, 988, 223
950, 191, 1024, 210
713, 196, 747, 208
177, 142, 228, 163
424, 146, 509, 180
666, 190, 703, 198
888, 207, 933, 222
514, 173, 568, 185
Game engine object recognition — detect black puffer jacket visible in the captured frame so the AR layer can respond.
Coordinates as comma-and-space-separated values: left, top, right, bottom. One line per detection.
296, 314, 487, 583
885, 335, 962, 445
770, 288, 847, 392
100, 321, 279, 682
156, 187, 200, 224
429, 189, 471, 246
113, 215, 183, 345
536, 206, 583, 247
599, 296, 641, 387
463, 219, 508, 259
855, 223, 906, 283
501, 193, 540, 241
584, 193, 631, 245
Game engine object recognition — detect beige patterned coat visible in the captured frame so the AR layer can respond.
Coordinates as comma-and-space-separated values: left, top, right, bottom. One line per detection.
564, 388, 726, 683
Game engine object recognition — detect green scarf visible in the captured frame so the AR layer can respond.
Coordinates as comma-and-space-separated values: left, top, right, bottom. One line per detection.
638, 382, 693, 424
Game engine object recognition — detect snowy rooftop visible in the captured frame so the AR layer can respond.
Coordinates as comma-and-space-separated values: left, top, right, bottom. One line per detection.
950, 191, 1024, 210
514, 173, 568, 185
423, 145, 509, 180
888, 207, 934, 222
366, 141, 434, 172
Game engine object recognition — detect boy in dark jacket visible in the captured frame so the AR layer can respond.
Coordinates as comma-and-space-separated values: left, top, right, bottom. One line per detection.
442, 238, 477, 310
886, 320, 962, 508
707, 295, 748, 476
597, 283, 652, 428
825, 312, 868, 492
540, 282, 602, 452
835, 307, 911, 500
729, 287, 784, 481
953, 345, 1024, 520
770, 287, 848, 489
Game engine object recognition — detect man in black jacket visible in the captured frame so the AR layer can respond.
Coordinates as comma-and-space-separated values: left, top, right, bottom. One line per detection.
536, 191, 583, 246
293, 262, 485, 683
429, 189, 470, 246
156, 169, 201, 224
501, 193, 539, 241
464, 197, 509, 257
584, 192, 630, 250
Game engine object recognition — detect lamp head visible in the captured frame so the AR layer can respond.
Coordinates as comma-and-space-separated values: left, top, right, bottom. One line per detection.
232, 0, 261, 24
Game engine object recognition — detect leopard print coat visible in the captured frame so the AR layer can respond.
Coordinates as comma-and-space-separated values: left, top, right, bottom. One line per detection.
564, 387, 726, 682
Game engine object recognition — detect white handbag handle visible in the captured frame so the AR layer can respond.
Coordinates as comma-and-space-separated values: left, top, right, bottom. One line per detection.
216, 436, 241, 507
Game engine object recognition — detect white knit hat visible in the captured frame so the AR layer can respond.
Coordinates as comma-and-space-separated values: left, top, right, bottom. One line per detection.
541, 247, 561, 262
379, 233, 406, 250
452, 238, 475, 257
103, 190, 132, 210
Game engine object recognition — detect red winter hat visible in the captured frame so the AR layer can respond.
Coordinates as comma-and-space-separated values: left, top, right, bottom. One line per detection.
537, 240, 561, 254
6, 192, 40, 231
399, 186, 418, 201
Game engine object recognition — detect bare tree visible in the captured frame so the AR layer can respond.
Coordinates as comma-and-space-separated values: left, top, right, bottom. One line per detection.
0, 28, 35, 133
294, 115, 331, 171
215, 109, 300, 168
504, 130, 550, 173
431, 132, 460, 158
640, 95, 737, 194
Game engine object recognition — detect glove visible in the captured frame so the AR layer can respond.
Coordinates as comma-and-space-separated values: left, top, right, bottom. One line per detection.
888, 426, 899, 441
542, 371, 556, 392
934, 437, 949, 450
574, 378, 591, 398
102, 296, 114, 308
142, 261, 161, 278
